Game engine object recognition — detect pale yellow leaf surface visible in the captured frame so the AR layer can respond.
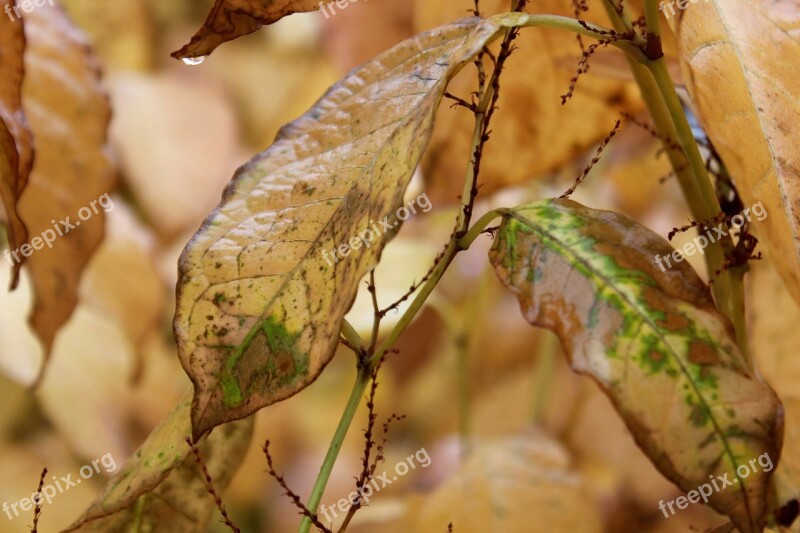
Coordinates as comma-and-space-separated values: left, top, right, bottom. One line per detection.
173, 13, 539, 438
66, 389, 254, 531
669, 0, 800, 305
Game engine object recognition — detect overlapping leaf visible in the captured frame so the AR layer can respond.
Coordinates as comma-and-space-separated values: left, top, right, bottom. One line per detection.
172, 0, 322, 61
66, 389, 254, 531
18, 5, 115, 375
0, 1, 33, 288
174, 13, 534, 438
488, 199, 783, 532
668, 0, 800, 306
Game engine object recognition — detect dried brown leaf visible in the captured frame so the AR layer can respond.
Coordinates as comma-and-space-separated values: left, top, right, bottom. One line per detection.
668, 0, 800, 305
0, 1, 33, 288
17, 5, 116, 374
171, 0, 322, 61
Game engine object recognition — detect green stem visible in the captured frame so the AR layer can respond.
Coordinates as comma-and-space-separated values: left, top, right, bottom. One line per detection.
298, 369, 371, 533
643, 0, 662, 39
602, 2, 749, 362
646, 59, 748, 361
298, 13, 741, 532
518, 15, 648, 62
457, 209, 505, 250
339, 319, 364, 353
603, 0, 635, 31
647, 61, 719, 214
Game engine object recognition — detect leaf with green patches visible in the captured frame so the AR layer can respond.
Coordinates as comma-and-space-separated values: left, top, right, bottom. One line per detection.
65, 388, 254, 532
488, 198, 783, 533
174, 12, 533, 439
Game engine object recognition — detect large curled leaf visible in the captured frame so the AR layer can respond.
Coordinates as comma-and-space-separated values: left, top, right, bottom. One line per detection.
0, 2, 33, 288
18, 5, 116, 375
488, 199, 783, 532
175, 13, 534, 438
66, 389, 254, 531
171, 0, 322, 61
668, 0, 800, 306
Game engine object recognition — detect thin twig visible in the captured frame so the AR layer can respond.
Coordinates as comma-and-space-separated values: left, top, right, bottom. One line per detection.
562, 34, 630, 105
31, 467, 47, 533
186, 438, 241, 533
621, 111, 682, 152
560, 119, 623, 198
380, 229, 454, 317
263, 440, 333, 533
367, 271, 381, 354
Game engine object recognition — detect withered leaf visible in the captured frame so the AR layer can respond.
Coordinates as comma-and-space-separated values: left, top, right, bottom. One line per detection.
0, 2, 33, 288
489, 199, 783, 533
668, 0, 800, 306
18, 5, 115, 375
172, 0, 322, 61
66, 389, 254, 531
174, 13, 534, 438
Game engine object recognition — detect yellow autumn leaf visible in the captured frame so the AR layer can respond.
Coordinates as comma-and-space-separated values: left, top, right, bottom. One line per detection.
174, 13, 544, 439
668, 0, 800, 306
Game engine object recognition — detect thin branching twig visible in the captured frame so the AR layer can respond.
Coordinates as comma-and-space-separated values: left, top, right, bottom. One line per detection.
30, 467, 46, 533
263, 441, 333, 533
186, 438, 240, 533
560, 119, 622, 198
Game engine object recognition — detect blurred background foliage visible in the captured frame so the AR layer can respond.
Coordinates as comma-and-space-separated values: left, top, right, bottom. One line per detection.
0, 0, 797, 532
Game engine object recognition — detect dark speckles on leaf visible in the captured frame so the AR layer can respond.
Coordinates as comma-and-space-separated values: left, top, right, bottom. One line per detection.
488, 199, 782, 532
293, 179, 316, 196
689, 341, 719, 366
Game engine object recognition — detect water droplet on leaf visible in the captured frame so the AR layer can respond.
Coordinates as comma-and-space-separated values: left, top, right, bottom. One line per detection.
181, 56, 207, 66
